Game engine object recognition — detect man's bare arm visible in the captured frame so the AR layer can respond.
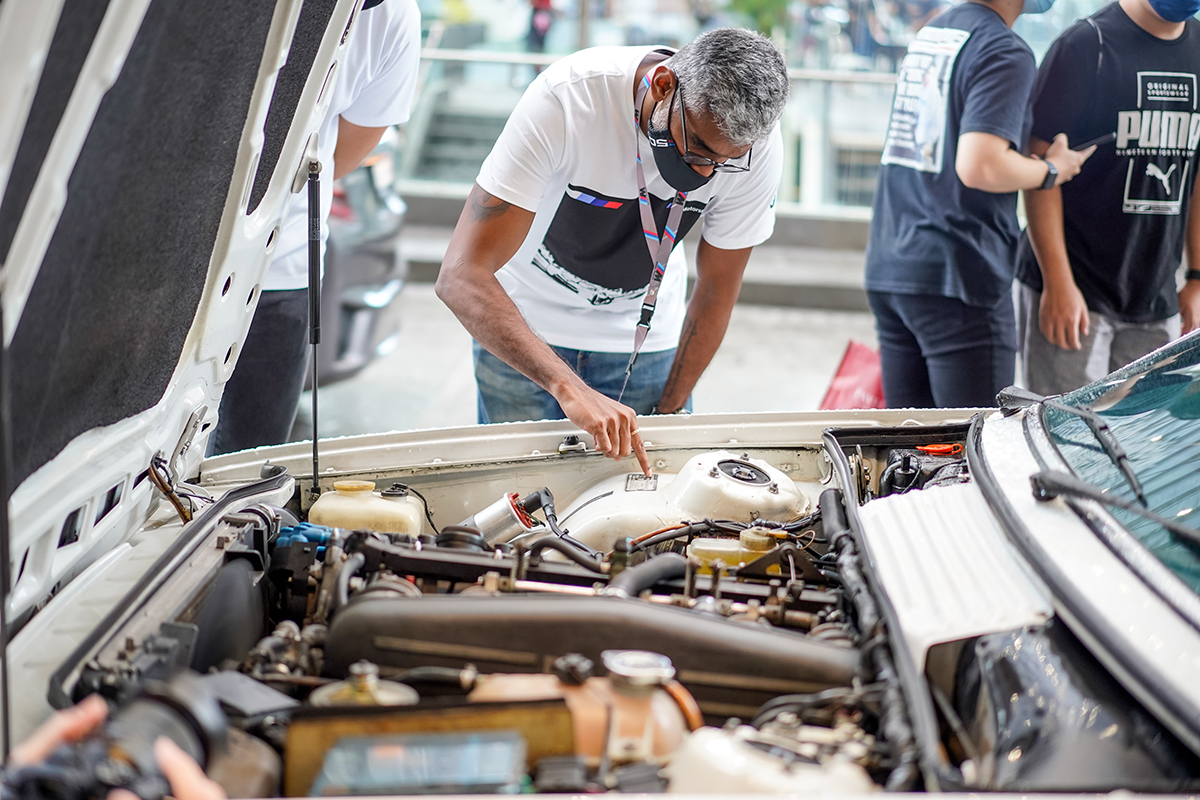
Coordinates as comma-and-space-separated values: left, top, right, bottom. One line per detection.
1023, 135, 1089, 350
957, 132, 1093, 193
655, 238, 751, 413
1181, 166, 1200, 335
332, 117, 390, 180
436, 183, 651, 473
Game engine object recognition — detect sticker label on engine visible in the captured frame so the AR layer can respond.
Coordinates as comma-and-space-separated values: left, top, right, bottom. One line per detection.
625, 473, 659, 492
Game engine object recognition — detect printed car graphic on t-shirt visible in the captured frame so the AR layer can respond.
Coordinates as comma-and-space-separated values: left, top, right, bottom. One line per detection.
533, 184, 706, 306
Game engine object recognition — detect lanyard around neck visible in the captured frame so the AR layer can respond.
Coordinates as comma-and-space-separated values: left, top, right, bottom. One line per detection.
619, 72, 687, 402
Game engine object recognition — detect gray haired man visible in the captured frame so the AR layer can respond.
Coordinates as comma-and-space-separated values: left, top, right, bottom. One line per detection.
437, 28, 789, 474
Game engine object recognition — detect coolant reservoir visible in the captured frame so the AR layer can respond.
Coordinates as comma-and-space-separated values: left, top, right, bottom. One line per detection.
308, 480, 425, 535
687, 527, 779, 574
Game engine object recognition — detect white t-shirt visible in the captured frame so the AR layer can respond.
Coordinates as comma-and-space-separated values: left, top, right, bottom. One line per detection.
476, 46, 783, 353
265, 0, 421, 291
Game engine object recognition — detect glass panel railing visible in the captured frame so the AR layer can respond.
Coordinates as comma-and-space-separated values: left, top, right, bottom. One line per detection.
400, 0, 1112, 214
397, 48, 896, 211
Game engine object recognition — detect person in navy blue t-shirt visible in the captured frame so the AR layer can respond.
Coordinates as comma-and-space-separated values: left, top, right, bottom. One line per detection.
865, 0, 1094, 408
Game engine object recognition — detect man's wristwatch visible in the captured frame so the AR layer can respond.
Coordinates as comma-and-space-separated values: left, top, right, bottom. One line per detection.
1039, 159, 1058, 190
1186, 269, 1200, 282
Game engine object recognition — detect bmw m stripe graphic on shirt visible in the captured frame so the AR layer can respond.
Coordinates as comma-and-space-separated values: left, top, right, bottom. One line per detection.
532, 185, 706, 306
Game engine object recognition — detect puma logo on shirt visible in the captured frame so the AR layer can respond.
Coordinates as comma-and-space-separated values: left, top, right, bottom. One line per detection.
1146, 162, 1177, 192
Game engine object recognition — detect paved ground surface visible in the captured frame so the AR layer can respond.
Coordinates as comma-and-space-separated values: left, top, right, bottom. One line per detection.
302, 283, 879, 438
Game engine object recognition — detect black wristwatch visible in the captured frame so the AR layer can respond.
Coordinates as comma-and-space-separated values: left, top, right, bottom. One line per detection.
1039, 160, 1058, 190
1186, 269, 1200, 282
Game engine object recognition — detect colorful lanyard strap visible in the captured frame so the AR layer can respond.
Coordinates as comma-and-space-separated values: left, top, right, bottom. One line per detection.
618, 72, 687, 403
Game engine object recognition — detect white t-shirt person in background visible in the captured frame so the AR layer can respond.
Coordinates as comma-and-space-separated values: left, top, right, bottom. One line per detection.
211, 0, 421, 455
436, 27, 789, 474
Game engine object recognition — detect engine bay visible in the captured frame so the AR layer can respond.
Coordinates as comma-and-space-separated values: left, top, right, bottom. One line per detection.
38, 431, 1200, 796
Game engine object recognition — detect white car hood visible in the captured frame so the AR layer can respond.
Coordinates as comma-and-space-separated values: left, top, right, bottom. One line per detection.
0, 0, 362, 624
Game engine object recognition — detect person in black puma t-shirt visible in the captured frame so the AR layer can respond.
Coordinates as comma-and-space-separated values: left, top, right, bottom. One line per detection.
1018, 0, 1200, 395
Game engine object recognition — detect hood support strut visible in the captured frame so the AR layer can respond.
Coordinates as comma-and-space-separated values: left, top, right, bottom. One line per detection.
0, 303, 11, 757
307, 155, 322, 504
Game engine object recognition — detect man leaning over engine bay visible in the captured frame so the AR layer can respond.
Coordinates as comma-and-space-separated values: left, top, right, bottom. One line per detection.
435, 28, 790, 475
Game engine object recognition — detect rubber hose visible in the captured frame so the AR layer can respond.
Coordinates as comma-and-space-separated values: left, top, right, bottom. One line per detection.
395, 666, 475, 690
526, 536, 606, 573
632, 524, 700, 552
605, 552, 687, 597
820, 489, 879, 639
335, 551, 366, 610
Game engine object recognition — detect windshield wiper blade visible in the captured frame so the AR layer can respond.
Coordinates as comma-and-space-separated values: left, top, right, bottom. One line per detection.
999, 386, 1148, 507
1031, 470, 1200, 548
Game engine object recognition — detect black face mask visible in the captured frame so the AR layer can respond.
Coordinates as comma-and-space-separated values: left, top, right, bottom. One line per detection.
647, 100, 713, 193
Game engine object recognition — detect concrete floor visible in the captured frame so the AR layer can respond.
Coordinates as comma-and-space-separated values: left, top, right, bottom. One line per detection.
301, 284, 879, 438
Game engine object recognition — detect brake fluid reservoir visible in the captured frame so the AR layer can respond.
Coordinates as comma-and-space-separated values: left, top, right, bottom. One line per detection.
687, 528, 778, 573
308, 480, 425, 535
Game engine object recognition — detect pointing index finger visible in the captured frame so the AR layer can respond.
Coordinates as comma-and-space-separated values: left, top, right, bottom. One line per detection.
631, 429, 652, 477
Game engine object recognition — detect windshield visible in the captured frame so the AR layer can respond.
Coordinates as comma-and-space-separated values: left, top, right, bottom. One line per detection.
1044, 335, 1200, 593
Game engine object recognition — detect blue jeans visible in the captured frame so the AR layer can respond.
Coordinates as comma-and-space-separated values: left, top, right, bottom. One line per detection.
868, 290, 1016, 409
473, 341, 689, 423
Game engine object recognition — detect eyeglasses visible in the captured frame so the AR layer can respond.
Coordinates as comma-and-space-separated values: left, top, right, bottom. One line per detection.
674, 83, 752, 174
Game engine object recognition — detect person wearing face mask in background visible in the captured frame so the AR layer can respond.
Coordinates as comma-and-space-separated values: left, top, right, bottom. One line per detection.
436, 28, 789, 474
864, 0, 1095, 408
1016, 0, 1200, 396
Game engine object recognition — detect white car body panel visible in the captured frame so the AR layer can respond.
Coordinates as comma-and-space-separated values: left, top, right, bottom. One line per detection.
980, 409, 1200, 753
858, 480, 1053, 670
1, 0, 361, 627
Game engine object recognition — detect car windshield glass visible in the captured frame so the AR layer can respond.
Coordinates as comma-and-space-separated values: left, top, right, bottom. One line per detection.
1044, 337, 1200, 594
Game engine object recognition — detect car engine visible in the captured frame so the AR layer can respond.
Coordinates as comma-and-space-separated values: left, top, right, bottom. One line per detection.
40, 437, 1199, 796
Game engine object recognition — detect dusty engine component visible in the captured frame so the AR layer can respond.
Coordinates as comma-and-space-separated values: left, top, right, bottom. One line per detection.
284, 700, 576, 796
457, 491, 542, 544
308, 660, 419, 708
323, 593, 857, 718
469, 651, 695, 766
877, 445, 968, 497
308, 730, 527, 796
243, 620, 326, 683
553, 451, 811, 552
665, 725, 879, 794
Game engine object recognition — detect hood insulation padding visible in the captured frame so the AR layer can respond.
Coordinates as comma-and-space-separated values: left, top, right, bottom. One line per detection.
0, 0, 114, 265
8, 0, 277, 489
246, 0, 339, 215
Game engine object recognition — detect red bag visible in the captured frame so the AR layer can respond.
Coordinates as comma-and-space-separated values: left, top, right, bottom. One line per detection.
820, 340, 885, 410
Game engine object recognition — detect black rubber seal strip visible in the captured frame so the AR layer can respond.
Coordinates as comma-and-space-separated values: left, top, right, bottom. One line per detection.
46, 469, 291, 709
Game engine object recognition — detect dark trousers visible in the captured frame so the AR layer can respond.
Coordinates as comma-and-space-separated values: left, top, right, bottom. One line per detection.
209, 289, 310, 455
867, 290, 1016, 409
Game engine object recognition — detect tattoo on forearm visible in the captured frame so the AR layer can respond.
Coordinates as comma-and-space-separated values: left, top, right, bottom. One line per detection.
470, 188, 512, 222
662, 319, 698, 399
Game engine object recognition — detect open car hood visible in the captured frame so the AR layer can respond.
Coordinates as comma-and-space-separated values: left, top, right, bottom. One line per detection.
0, 0, 363, 625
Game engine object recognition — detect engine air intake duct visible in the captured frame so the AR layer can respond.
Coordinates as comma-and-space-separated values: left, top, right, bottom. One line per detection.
324, 594, 858, 718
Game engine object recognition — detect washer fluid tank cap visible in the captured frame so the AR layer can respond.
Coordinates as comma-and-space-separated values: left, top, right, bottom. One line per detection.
601, 650, 675, 689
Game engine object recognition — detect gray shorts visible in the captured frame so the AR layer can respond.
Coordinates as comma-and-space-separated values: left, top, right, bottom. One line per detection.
1017, 283, 1181, 397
